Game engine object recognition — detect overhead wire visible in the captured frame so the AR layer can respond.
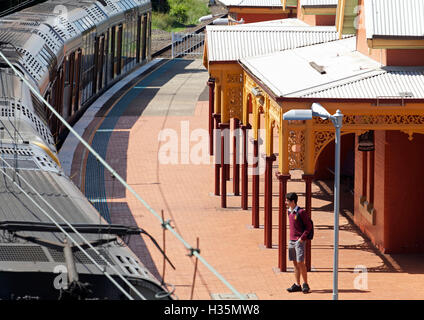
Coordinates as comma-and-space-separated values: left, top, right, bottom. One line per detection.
0, 0, 36, 18
0, 76, 147, 300
0, 50, 246, 300
0, 156, 145, 300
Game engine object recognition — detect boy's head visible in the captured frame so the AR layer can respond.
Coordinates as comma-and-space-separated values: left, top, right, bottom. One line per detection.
286, 192, 298, 209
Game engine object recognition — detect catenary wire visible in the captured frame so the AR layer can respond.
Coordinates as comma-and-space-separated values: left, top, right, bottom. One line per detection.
0, 50, 246, 300
0, 160, 142, 300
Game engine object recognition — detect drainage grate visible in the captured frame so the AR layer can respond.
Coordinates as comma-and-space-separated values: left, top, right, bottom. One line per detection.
211, 293, 258, 300
0, 245, 49, 262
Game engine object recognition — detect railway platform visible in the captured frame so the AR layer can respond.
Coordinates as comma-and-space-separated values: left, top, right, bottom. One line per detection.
61, 58, 424, 300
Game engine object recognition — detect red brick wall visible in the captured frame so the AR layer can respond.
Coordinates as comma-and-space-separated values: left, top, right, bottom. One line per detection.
301, 14, 335, 26
384, 131, 424, 253
354, 131, 424, 253
354, 131, 387, 252
385, 50, 424, 66
233, 12, 290, 24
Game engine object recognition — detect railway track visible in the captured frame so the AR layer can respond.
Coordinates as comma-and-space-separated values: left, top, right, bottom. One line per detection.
152, 14, 227, 58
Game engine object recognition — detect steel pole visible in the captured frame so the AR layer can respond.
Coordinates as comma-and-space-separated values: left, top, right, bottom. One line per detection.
332, 110, 343, 300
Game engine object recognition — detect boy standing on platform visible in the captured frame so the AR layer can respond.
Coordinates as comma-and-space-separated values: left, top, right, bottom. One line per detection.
285, 192, 312, 294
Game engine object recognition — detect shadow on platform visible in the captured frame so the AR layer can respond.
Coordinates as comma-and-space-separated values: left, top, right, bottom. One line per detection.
313, 179, 424, 275
85, 59, 205, 280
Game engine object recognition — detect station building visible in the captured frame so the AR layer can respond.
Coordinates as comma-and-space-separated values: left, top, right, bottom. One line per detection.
217, 0, 296, 24
217, 0, 338, 25
204, 0, 424, 272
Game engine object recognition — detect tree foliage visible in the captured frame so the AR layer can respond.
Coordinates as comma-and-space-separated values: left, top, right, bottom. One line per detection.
152, 0, 170, 13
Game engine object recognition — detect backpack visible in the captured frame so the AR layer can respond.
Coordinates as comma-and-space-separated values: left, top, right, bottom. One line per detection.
296, 208, 314, 240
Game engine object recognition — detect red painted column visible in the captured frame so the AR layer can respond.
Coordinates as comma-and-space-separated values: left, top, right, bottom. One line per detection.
241, 123, 251, 210
251, 137, 260, 228
264, 154, 276, 248
276, 172, 290, 272
220, 123, 230, 208
207, 78, 215, 156
225, 121, 231, 182
233, 118, 240, 196
213, 114, 221, 196
302, 174, 314, 272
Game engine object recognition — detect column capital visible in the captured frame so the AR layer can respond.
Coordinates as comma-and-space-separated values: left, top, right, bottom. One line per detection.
219, 123, 230, 129
213, 113, 221, 121
261, 153, 277, 162
275, 172, 291, 181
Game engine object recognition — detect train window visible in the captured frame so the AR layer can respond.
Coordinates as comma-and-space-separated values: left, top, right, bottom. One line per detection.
116, 24, 123, 76
141, 14, 147, 61
67, 52, 75, 118
104, 30, 110, 86
126, 20, 131, 71
110, 26, 116, 79
73, 49, 82, 113
131, 16, 137, 67
93, 36, 99, 95
127, 20, 131, 70
122, 22, 127, 73
127, 19, 133, 70
98, 35, 105, 92
148, 12, 152, 57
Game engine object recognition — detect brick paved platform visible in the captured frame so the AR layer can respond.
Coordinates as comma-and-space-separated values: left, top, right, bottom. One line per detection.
67, 58, 424, 300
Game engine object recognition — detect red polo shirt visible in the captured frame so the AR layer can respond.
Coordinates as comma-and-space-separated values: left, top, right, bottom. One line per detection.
288, 206, 312, 241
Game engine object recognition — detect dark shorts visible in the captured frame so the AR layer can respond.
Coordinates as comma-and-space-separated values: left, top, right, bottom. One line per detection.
288, 240, 305, 262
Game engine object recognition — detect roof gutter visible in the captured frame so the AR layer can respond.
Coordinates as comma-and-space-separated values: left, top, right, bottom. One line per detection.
367, 37, 424, 49
276, 96, 424, 105
301, 5, 337, 15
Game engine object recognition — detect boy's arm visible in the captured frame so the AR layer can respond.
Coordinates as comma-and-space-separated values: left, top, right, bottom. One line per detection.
299, 209, 312, 242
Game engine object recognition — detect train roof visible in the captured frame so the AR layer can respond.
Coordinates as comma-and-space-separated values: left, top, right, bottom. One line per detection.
0, 168, 108, 243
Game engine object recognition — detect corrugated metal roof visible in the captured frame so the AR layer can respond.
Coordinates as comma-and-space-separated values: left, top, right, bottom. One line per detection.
239, 37, 410, 99
242, 36, 424, 99
365, 0, 424, 38
207, 25, 353, 61
299, 67, 424, 98
218, 0, 283, 7
301, 0, 338, 7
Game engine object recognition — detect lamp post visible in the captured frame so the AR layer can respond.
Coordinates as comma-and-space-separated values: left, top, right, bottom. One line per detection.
283, 103, 343, 301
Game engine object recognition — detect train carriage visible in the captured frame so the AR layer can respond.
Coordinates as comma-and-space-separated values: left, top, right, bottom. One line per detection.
0, 0, 170, 300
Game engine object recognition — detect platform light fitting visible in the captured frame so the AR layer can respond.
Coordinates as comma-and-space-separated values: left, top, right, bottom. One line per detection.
358, 130, 375, 152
